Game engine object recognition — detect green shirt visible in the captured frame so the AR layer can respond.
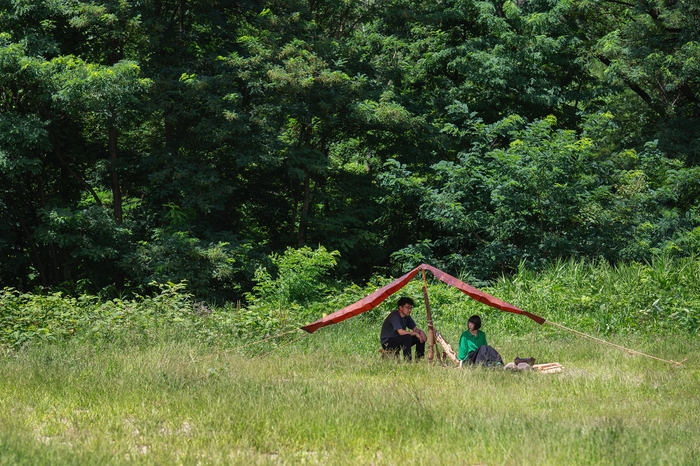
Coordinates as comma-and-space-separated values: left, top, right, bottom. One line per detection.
457, 329, 487, 361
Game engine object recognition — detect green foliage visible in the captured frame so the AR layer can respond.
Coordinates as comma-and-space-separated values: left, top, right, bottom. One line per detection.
0, 246, 342, 351
491, 255, 700, 336
49, 55, 152, 130
2, 0, 700, 301
0, 282, 189, 349
580, 0, 700, 154
122, 229, 249, 302
243, 246, 340, 330
389, 112, 700, 279
248, 246, 339, 305
0, 280, 262, 350
35, 205, 129, 258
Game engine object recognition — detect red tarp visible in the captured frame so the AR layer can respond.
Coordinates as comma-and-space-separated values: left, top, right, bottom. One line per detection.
300, 263, 546, 333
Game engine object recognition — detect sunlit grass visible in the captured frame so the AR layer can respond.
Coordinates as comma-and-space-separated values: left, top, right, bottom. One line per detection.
1, 321, 698, 465
2, 256, 699, 464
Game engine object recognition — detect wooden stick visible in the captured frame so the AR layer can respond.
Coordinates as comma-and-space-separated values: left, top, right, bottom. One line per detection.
533, 362, 564, 373
421, 269, 436, 363
533, 362, 562, 370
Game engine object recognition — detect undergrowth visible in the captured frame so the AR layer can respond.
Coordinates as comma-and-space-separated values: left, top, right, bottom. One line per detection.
1, 254, 699, 352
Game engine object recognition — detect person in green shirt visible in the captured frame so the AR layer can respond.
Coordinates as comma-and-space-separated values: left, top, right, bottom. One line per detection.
457, 315, 503, 367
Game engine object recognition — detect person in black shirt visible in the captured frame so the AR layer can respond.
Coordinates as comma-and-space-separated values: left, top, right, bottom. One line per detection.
380, 297, 427, 361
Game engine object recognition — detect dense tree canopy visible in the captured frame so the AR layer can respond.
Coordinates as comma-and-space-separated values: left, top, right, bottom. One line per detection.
1, 0, 699, 300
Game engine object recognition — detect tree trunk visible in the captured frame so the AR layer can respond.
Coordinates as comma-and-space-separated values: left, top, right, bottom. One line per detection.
14, 203, 47, 288
54, 146, 102, 206
109, 126, 123, 224
164, 116, 176, 152
290, 179, 300, 241
37, 174, 59, 283
297, 169, 310, 247
109, 125, 125, 291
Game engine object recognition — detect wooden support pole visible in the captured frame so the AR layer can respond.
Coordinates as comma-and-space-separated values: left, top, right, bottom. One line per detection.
421, 269, 436, 362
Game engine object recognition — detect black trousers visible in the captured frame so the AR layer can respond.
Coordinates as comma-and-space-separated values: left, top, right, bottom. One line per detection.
383, 335, 425, 361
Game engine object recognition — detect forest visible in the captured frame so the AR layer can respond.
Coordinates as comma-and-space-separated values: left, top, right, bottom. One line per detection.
2, 0, 699, 302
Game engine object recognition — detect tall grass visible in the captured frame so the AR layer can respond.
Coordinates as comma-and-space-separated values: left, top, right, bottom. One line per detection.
2, 256, 699, 464
493, 255, 700, 335
1, 323, 698, 465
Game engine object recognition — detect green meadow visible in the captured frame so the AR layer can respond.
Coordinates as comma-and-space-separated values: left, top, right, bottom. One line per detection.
1, 256, 699, 465
2, 325, 699, 465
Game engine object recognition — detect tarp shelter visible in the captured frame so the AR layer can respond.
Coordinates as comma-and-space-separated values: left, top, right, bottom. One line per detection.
300, 263, 545, 363
301, 263, 545, 334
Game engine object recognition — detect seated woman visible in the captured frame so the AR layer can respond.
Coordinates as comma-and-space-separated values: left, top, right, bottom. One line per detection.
457, 315, 503, 367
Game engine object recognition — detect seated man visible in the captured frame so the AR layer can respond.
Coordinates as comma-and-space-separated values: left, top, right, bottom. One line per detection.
380, 297, 427, 361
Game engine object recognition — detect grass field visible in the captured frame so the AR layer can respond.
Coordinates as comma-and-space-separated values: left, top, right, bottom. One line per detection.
1, 319, 698, 465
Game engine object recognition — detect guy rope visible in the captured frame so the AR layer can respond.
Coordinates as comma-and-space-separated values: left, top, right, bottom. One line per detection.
545, 321, 686, 367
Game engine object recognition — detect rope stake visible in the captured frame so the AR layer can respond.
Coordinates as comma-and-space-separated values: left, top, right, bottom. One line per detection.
254, 333, 308, 359
234, 328, 302, 350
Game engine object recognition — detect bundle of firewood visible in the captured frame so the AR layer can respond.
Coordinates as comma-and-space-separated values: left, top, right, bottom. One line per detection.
533, 362, 563, 373
435, 331, 460, 366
